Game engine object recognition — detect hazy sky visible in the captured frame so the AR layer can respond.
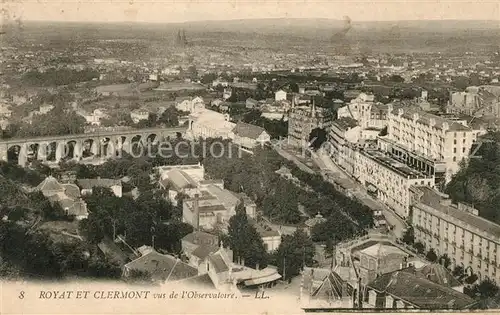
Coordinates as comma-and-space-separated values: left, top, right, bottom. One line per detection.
4, 0, 500, 23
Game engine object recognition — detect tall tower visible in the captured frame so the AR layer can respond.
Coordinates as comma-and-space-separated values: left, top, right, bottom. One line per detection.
176, 30, 182, 46
181, 29, 188, 46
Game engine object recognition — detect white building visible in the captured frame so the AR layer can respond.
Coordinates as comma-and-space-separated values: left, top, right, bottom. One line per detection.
77, 108, 109, 126
187, 108, 236, 140
212, 78, 229, 87
275, 90, 287, 102
175, 96, 205, 113
77, 178, 122, 197
327, 117, 361, 165
352, 148, 435, 219
130, 109, 150, 123
380, 105, 485, 183
231, 121, 271, 151
410, 185, 500, 283
39, 104, 54, 114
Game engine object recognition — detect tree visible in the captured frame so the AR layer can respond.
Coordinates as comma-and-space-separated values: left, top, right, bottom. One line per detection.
452, 265, 465, 279
155, 221, 193, 254
401, 227, 415, 245
464, 273, 478, 285
79, 217, 105, 244
87, 256, 121, 279
23, 233, 64, 278
414, 242, 425, 254
324, 238, 334, 257
308, 128, 328, 150
158, 107, 180, 127
387, 74, 404, 83
276, 229, 315, 281
227, 200, 267, 268
473, 279, 499, 299
426, 248, 438, 262
439, 254, 451, 269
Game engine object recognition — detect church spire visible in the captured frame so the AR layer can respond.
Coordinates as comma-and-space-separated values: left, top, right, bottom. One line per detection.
311, 97, 316, 117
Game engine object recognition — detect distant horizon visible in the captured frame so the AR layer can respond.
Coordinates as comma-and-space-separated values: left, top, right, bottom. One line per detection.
5, 1, 500, 24
16, 18, 500, 24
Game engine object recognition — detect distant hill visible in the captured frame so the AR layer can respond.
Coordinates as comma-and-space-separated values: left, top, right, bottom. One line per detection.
11, 19, 500, 54
173, 18, 500, 33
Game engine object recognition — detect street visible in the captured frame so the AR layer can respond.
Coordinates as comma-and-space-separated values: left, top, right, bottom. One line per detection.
312, 148, 408, 239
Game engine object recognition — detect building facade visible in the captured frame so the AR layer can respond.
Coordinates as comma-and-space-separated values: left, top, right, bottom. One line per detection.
288, 102, 333, 148
410, 186, 500, 283
382, 105, 483, 183
327, 117, 360, 164
352, 148, 435, 219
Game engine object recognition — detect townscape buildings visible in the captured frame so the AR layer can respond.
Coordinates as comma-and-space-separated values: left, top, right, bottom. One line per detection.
3, 20, 500, 312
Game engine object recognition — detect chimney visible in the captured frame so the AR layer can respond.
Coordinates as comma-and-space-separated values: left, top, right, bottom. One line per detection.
311, 97, 316, 117
193, 194, 200, 231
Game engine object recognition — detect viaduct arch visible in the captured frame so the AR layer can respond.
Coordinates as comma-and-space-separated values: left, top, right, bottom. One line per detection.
0, 126, 187, 167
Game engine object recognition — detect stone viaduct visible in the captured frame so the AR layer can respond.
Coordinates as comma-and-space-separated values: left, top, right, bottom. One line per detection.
0, 126, 188, 167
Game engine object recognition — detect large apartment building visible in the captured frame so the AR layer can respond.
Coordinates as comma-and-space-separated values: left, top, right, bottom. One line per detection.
410, 186, 500, 283
288, 100, 333, 148
380, 105, 484, 183
352, 148, 435, 219
327, 117, 360, 165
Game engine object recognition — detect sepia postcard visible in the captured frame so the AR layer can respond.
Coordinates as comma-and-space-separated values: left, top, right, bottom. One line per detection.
1, 0, 500, 313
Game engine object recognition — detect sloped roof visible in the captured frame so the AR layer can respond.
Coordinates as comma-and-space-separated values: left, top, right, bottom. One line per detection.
36, 176, 64, 193
248, 217, 280, 237
359, 243, 409, 259
368, 270, 476, 309
124, 250, 198, 282
305, 213, 326, 228
332, 117, 359, 131
416, 263, 462, 288
312, 271, 353, 299
246, 98, 259, 105
232, 121, 267, 140
412, 186, 500, 239
205, 185, 240, 209
175, 96, 192, 102
209, 252, 230, 273
399, 107, 471, 132
77, 178, 121, 190
166, 170, 198, 191
192, 244, 220, 260
182, 231, 219, 246
62, 183, 81, 199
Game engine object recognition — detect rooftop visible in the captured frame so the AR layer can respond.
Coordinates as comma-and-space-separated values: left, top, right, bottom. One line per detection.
361, 149, 430, 179
124, 250, 198, 282
392, 106, 472, 132
232, 121, 267, 140
368, 269, 476, 309
248, 217, 280, 237
182, 231, 219, 247
164, 169, 199, 191
332, 117, 359, 131
208, 252, 230, 273
204, 185, 240, 209
359, 243, 409, 259
411, 186, 500, 240
36, 175, 64, 193
77, 178, 121, 190
416, 263, 462, 288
